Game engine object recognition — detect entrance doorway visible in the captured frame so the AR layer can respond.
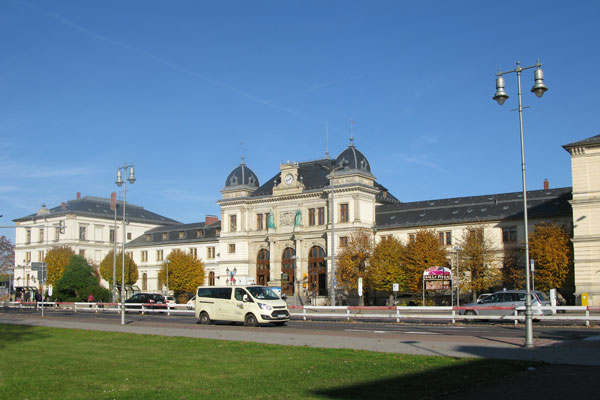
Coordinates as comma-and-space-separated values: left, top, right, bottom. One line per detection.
256, 249, 270, 285
308, 246, 327, 297
281, 247, 295, 295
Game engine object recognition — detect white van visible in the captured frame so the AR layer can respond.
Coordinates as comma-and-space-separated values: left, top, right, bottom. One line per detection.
195, 285, 289, 326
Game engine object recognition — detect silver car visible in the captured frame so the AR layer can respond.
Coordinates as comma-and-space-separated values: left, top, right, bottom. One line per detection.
460, 290, 551, 316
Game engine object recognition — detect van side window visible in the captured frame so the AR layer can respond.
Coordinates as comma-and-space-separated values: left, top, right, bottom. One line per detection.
235, 288, 247, 301
216, 288, 232, 299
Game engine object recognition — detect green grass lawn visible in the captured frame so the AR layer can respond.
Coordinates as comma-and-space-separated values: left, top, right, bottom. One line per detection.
0, 324, 534, 399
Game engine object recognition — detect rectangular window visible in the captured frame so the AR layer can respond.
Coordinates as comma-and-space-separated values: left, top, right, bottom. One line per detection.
190, 248, 197, 258
178, 231, 185, 239
308, 208, 316, 226
141, 251, 148, 262
207, 247, 216, 259
54, 227, 60, 241
110, 229, 116, 243
228, 243, 236, 254
127, 232, 132, 240
157, 250, 164, 261
257, 213, 264, 230
79, 249, 85, 258
438, 231, 452, 246
318, 207, 325, 225
39, 228, 44, 243
38, 250, 44, 261
339, 203, 349, 223
196, 229, 204, 238
79, 226, 87, 241
25, 252, 31, 263
126, 251, 133, 260
162, 233, 168, 240
502, 226, 517, 243
230, 215, 237, 232
25, 229, 31, 244
339, 236, 348, 247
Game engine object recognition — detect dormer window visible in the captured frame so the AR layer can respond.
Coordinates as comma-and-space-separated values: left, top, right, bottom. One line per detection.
145, 234, 151, 241
178, 231, 185, 239
248, 175, 255, 185
162, 233, 168, 240
230, 175, 239, 185
196, 229, 204, 238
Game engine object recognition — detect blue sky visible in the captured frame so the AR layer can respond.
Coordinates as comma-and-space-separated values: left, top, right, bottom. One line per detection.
1, 1, 599, 242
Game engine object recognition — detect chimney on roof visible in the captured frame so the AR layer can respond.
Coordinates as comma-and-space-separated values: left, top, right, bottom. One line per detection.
77, 192, 81, 199
110, 192, 116, 211
61, 202, 66, 210
544, 179, 549, 190
205, 215, 218, 225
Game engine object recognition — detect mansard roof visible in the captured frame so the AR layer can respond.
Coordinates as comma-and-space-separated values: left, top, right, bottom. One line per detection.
563, 134, 600, 149
250, 158, 399, 204
13, 196, 180, 226
376, 187, 572, 229
128, 219, 221, 247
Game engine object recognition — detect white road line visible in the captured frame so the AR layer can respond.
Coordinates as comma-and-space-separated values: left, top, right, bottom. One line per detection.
404, 331, 442, 335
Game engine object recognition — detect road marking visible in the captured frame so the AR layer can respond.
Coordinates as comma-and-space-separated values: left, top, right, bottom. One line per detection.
583, 335, 600, 342
404, 331, 442, 335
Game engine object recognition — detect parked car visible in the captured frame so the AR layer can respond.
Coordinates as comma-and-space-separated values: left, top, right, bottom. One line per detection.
124, 293, 166, 310
460, 290, 551, 317
186, 295, 196, 310
164, 295, 177, 306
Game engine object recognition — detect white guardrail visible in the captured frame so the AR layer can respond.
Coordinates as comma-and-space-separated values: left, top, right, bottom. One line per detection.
5, 302, 600, 327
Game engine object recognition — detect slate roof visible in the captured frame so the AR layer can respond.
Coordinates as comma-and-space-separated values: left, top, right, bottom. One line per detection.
224, 160, 260, 190
376, 187, 572, 229
13, 196, 180, 226
563, 134, 600, 149
127, 220, 221, 247
250, 158, 400, 205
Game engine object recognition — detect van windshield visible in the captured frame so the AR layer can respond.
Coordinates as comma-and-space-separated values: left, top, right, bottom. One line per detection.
247, 287, 280, 300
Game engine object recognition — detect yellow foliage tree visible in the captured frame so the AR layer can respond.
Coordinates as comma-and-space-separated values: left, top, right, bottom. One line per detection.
158, 249, 205, 298
528, 223, 572, 291
369, 236, 406, 292
336, 229, 373, 305
402, 229, 448, 293
99, 250, 139, 287
458, 225, 500, 302
44, 246, 75, 285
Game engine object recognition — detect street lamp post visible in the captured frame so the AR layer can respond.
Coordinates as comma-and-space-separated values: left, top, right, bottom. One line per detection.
454, 246, 462, 306
493, 60, 548, 348
116, 163, 136, 326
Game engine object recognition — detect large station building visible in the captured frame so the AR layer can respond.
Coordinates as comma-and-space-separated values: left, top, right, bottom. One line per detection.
12, 134, 600, 305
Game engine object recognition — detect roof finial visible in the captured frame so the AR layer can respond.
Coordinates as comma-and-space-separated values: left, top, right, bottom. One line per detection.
325, 121, 330, 159
350, 119, 355, 146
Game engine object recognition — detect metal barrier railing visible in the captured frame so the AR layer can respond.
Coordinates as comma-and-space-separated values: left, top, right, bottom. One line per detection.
5, 302, 600, 326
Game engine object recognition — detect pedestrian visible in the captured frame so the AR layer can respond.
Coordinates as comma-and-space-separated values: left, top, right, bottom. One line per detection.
87, 293, 94, 302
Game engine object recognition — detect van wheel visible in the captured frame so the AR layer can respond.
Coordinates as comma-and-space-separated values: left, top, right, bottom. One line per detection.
199, 312, 211, 325
245, 313, 258, 327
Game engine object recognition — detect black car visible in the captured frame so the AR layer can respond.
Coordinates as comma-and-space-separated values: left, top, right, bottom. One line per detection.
124, 293, 166, 310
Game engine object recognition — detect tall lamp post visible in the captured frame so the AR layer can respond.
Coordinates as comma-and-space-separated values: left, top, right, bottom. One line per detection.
493, 60, 548, 348
116, 163, 136, 325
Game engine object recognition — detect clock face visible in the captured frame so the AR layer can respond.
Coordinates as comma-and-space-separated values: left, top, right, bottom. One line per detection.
284, 173, 294, 185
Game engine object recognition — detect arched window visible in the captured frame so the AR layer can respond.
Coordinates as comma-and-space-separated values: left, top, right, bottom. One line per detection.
142, 273, 148, 291
256, 249, 270, 285
281, 247, 295, 296
209, 271, 215, 286
308, 246, 327, 296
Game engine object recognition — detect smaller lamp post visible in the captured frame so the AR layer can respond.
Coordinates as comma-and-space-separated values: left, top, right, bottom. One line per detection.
165, 259, 170, 296
115, 163, 135, 326
454, 246, 462, 306
226, 267, 237, 285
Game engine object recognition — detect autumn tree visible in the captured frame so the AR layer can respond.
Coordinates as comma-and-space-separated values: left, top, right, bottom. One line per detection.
502, 248, 524, 290
528, 222, 572, 291
44, 246, 75, 285
99, 250, 139, 288
0, 236, 15, 275
458, 225, 500, 302
369, 236, 406, 292
402, 229, 448, 293
158, 249, 205, 300
336, 229, 374, 305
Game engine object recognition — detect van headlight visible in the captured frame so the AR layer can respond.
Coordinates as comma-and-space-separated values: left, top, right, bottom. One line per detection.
257, 302, 272, 311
